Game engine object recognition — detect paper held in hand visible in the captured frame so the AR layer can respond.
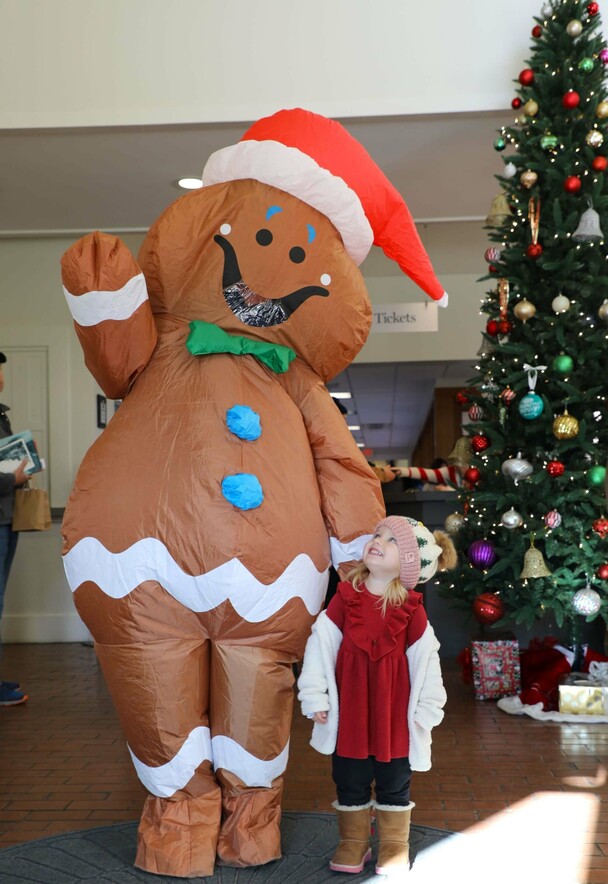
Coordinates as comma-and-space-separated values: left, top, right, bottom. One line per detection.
0, 430, 44, 475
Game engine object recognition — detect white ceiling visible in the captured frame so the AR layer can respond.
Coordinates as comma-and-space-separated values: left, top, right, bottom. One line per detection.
1, 109, 509, 459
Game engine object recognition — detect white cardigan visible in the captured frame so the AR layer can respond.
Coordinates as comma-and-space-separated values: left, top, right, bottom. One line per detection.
297, 609, 447, 771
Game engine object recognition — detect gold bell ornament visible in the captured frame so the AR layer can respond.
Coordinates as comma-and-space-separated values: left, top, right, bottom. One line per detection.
552, 407, 579, 440
572, 206, 604, 242
486, 193, 514, 227
520, 537, 552, 579
447, 436, 473, 470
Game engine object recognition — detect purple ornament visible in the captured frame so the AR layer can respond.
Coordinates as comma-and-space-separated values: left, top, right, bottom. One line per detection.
600, 48, 608, 65
468, 539, 497, 570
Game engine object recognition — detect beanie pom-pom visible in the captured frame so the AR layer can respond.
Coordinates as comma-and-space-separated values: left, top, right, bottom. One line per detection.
433, 530, 458, 571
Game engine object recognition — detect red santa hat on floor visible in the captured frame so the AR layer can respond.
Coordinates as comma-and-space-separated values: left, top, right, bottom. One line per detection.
202, 108, 448, 305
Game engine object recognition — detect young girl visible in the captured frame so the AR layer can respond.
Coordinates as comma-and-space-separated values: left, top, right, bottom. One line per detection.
297, 516, 456, 876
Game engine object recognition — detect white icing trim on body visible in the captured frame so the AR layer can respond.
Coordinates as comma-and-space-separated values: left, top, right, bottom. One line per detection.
203, 141, 374, 266
63, 536, 328, 620
129, 727, 289, 796
63, 272, 148, 327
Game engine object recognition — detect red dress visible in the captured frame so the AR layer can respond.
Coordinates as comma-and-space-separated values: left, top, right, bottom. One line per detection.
326, 581, 427, 762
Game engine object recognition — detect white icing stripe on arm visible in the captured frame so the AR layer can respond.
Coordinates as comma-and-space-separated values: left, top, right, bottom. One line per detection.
63, 537, 328, 620
63, 273, 148, 327
128, 726, 212, 798
330, 535, 372, 568
128, 728, 289, 796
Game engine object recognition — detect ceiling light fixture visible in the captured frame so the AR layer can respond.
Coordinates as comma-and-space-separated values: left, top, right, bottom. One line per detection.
347, 425, 361, 431
331, 392, 352, 400
357, 442, 365, 448
175, 177, 203, 190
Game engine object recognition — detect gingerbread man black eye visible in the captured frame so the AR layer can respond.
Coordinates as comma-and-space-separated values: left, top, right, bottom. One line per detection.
289, 246, 306, 264
256, 229, 273, 246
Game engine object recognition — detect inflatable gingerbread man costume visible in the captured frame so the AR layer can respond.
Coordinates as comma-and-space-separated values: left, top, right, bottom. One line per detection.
60, 109, 447, 878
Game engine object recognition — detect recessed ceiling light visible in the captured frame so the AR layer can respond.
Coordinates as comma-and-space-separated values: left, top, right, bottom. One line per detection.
357, 442, 365, 448
348, 425, 361, 431
175, 177, 203, 190
331, 392, 352, 400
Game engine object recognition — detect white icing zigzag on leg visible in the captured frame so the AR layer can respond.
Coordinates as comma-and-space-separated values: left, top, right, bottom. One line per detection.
129, 727, 289, 796
63, 536, 328, 620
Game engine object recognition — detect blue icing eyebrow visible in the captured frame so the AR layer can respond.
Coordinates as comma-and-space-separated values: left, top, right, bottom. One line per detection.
306, 224, 316, 243
266, 206, 282, 220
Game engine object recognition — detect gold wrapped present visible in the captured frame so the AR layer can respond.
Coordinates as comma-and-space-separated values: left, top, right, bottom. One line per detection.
558, 673, 608, 716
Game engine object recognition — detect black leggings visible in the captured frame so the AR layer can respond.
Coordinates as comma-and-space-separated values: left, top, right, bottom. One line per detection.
332, 754, 412, 807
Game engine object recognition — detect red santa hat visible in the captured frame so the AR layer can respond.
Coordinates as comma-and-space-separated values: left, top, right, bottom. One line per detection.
202, 108, 447, 304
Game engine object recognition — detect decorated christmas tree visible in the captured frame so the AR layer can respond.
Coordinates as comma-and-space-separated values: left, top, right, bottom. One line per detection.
436, 0, 608, 646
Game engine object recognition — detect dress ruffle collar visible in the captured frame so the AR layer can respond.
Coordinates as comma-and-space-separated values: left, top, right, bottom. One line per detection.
338, 582, 420, 661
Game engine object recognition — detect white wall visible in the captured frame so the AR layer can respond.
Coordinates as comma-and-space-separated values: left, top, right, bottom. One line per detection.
2, 0, 557, 129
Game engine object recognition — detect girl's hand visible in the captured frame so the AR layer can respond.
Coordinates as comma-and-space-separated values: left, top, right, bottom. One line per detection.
312, 711, 328, 724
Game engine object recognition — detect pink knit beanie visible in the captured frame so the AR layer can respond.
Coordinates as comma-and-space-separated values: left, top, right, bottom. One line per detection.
375, 516, 443, 589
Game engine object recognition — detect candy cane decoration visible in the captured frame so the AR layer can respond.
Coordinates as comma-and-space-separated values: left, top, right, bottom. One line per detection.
401, 465, 461, 486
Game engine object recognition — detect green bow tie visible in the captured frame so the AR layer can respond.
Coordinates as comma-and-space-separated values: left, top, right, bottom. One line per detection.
186, 321, 296, 373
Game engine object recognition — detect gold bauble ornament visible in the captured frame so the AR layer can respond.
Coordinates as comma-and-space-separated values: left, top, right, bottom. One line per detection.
552, 408, 579, 440
598, 299, 608, 322
523, 99, 539, 117
444, 512, 465, 535
566, 19, 583, 37
513, 299, 536, 321
597, 101, 608, 119
520, 538, 552, 579
520, 170, 538, 189
586, 129, 604, 148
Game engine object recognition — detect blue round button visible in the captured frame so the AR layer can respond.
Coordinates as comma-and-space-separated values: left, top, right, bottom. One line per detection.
221, 473, 264, 510
226, 405, 262, 441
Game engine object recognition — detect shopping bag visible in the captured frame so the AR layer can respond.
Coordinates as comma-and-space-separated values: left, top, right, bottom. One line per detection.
12, 484, 52, 531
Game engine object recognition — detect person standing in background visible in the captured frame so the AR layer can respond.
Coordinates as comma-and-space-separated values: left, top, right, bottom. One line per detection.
0, 352, 29, 706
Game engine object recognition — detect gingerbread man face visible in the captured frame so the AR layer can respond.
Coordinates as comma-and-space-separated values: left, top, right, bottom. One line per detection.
138, 179, 371, 381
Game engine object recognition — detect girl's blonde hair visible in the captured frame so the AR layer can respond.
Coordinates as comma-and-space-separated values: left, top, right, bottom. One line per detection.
346, 562, 407, 615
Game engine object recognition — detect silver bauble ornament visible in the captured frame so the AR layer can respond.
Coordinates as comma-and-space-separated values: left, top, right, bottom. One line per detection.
566, 19, 583, 37
444, 512, 465, 535
552, 294, 571, 313
501, 453, 534, 481
586, 129, 604, 148
501, 507, 524, 529
598, 299, 608, 322
504, 162, 517, 179
572, 585, 602, 616
541, 2, 552, 15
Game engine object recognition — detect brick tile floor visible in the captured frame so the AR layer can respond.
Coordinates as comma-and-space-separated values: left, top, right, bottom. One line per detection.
1, 643, 608, 881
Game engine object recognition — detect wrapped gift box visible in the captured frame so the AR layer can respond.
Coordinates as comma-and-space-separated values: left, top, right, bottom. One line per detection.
559, 672, 608, 716
471, 637, 521, 701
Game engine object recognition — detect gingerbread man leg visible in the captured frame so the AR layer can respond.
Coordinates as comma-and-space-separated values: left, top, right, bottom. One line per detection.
209, 640, 297, 866
74, 584, 222, 878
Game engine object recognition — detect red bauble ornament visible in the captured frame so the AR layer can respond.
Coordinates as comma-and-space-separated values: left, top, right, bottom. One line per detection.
547, 459, 565, 477
473, 592, 505, 625
588, 2, 600, 15
597, 564, 608, 580
512, 97, 523, 109
519, 69, 535, 86
532, 24, 543, 37
526, 243, 543, 258
464, 467, 481, 484
486, 319, 499, 336
564, 176, 582, 194
488, 264, 498, 273
471, 434, 490, 453
562, 90, 581, 109
498, 319, 512, 335
456, 390, 469, 405
592, 156, 608, 171
501, 386, 516, 405
592, 517, 608, 539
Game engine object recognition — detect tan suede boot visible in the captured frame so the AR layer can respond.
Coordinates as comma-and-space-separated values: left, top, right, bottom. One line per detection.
329, 801, 373, 873
374, 801, 415, 876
